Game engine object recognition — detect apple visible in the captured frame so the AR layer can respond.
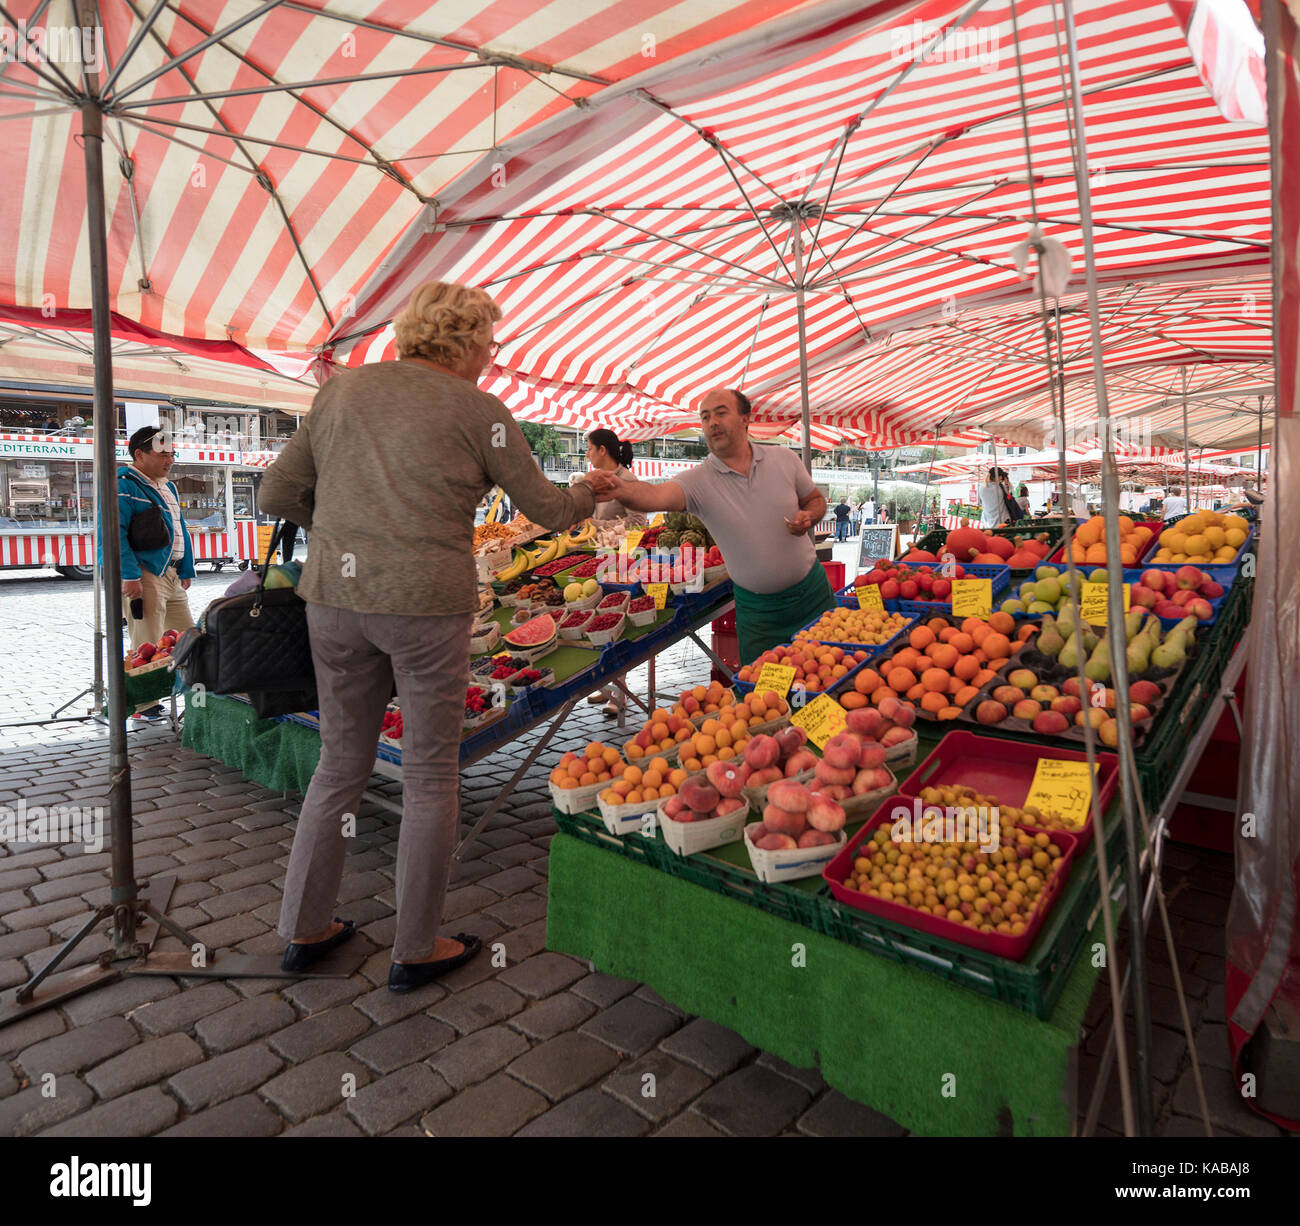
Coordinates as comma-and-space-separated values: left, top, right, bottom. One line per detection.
1013, 699, 1042, 721
976, 700, 1007, 724
1051, 695, 1083, 716
1174, 564, 1203, 590
1171, 588, 1197, 608
1200, 580, 1224, 599
1008, 668, 1037, 691
1129, 679, 1161, 705
137, 642, 156, 661
1130, 584, 1157, 609
1099, 718, 1119, 747
1062, 677, 1084, 699
1033, 710, 1070, 734
1186, 597, 1213, 620
1074, 707, 1108, 729
1029, 684, 1058, 704
992, 685, 1023, 706
1140, 568, 1169, 593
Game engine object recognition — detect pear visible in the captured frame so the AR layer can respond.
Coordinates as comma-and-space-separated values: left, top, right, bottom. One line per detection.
1151, 638, 1186, 670
1084, 644, 1111, 684
1124, 610, 1145, 642
1082, 626, 1100, 655
1088, 567, 1109, 584
1126, 638, 1151, 676
1059, 632, 1082, 671
1171, 615, 1198, 639
1037, 624, 1065, 658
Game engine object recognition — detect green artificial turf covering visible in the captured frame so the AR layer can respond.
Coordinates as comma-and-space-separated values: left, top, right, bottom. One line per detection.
547, 831, 1100, 1136
182, 693, 321, 793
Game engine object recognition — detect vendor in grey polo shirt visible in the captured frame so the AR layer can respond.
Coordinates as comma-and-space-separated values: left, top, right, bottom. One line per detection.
601, 387, 834, 663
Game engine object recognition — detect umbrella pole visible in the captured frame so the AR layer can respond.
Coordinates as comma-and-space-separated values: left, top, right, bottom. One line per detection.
1063, 0, 1154, 1135
1257, 395, 1264, 485
792, 222, 813, 473
1182, 369, 1192, 511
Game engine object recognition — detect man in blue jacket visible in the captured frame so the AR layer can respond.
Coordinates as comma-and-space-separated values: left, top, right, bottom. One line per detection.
113, 425, 197, 652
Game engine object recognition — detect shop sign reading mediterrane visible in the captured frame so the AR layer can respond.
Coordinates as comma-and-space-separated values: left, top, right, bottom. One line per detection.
0, 439, 130, 462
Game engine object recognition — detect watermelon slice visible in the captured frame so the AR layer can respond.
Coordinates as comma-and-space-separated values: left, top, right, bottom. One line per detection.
503, 613, 557, 653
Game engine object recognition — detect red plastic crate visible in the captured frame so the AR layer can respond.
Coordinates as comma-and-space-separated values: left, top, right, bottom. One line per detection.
821, 560, 846, 594
822, 795, 1080, 962
895, 729, 1118, 850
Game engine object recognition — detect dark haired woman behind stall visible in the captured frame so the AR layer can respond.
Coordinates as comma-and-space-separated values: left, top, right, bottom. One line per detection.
577, 429, 645, 525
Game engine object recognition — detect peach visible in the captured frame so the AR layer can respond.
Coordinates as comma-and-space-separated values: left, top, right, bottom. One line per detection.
814, 760, 857, 787
846, 707, 884, 738
880, 725, 914, 747
745, 822, 768, 844
706, 760, 746, 798
715, 797, 746, 816
784, 749, 819, 777
822, 733, 860, 771
680, 778, 719, 813
662, 795, 686, 818
797, 829, 837, 848
853, 766, 893, 794
857, 742, 886, 770
890, 702, 916, 729
767, 779, 812, 813
806, 797, 847, 832
774, 726, 807, 757
756, 833, 798, 851
744, 734, 780, 771
762, 803, 807, 837
813, 784, 853, 801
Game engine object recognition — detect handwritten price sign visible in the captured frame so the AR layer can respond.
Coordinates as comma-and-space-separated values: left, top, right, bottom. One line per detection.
645, 583, 669, 610
1024, 758, 1098, 828
621, 530, 644, 554
856, 585, 885, 612
950, 578, 992, 618
1079, 581, 1129, 626
790, 692, 847, 749
752, 663, 797, 700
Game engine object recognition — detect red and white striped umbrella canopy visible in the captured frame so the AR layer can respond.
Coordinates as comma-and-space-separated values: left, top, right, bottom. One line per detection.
0, 0, 821, 352
332, 0, 1271, 447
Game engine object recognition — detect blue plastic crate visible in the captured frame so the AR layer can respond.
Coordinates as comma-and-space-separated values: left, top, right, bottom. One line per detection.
1119, 566, 1234, 629
791, 608, 919, 659
835, 580, 903, 611
1138, 526, 1255, 571
733, 647, 878, 700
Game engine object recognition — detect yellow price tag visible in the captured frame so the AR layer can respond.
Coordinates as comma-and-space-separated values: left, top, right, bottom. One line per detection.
789, 692, 847, 749
649, 513, 665, 528
621, 530, 644, 554
255, 524, 279, 565
856, 584, 885, 612
646, 582, 669, 610
753, 663, 796, 699
1079, 581, 1129, 626
1023, 758, 1098, 828
950, 578, 992, 618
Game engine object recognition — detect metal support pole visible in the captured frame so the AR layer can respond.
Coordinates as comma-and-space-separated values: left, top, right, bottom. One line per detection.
80, 96, 138, 955
792, 222, 813, 473
1062, 0, 1154, 1135
1182, 369, 1192, 511
1256, 395, 1264, 482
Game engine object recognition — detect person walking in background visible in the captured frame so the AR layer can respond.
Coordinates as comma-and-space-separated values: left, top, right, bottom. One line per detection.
861, 497, 875, 526
260, 280, 616, 992
833, 498, 852, 541
1017, 482, 1031, 515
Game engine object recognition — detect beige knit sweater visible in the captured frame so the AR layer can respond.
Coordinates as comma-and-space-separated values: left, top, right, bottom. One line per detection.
259, 360, 597, 616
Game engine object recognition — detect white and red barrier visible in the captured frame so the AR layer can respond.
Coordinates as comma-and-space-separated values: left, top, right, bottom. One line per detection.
0, 520, 260, 570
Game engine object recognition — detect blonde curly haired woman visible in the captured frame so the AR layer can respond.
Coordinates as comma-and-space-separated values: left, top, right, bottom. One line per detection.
261, 281, 616, 992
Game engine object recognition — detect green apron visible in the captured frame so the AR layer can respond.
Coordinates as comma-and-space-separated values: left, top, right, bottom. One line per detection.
733, 561, 836, 665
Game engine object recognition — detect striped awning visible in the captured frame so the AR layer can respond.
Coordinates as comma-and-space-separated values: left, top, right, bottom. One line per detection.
329, 0, 1271, 447
0, 0, 821, 352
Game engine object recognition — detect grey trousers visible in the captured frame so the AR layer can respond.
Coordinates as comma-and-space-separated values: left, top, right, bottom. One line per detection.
277, 603, 473, 962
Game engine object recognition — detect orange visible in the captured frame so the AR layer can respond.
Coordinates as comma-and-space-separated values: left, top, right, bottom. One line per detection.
921, 691, 948, 714
947, 674, 964, 695
921, 667, 949, 692
982, 632, 1011, 659
855, 668, 882, 694
928, 642, 958, 671
949, 631, 974, 655
892, 647, 921, 674
1085, 543, 1107, 564
953, 654, 979, 681
939, 626, 960, 643
909, 626, 935, 650
987, 611, 1014, 636
886, 666, 916, 692
872, 686, 899, 707
841, 690, 867, 709
906, 683, 926, 702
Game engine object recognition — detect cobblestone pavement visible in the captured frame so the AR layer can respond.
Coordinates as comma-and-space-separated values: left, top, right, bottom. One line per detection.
0, 569, 1283, 1137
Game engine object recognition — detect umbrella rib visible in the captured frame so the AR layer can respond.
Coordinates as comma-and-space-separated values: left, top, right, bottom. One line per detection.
0, 5, 80, 97
118, 3, 335, 330
100, 0, 169, 98
276, 0, 610, 86
136, 1, 427, 203
109, 0, 286, 103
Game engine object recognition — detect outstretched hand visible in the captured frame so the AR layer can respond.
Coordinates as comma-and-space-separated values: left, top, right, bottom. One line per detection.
584, 470, 620, 501
785, 509, 816, 535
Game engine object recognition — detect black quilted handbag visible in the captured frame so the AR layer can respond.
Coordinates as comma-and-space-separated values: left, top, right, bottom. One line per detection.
172, 522, 316, 712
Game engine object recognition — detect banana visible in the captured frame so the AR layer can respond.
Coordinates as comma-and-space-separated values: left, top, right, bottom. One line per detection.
494, 549, 530, 583
570, 521, 595, 545
554, 536, 571, 559
531, 538, 559, 566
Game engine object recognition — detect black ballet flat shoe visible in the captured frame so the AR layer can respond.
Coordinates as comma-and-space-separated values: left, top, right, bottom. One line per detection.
387, 933, 483, 992
281, 918, 356, 973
